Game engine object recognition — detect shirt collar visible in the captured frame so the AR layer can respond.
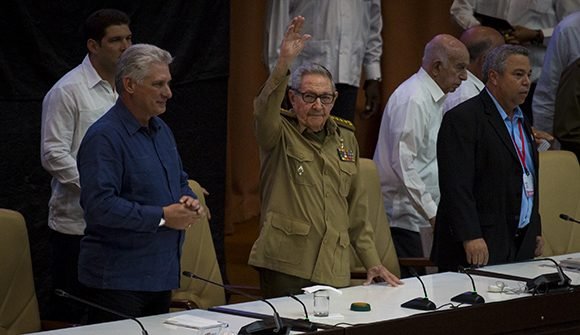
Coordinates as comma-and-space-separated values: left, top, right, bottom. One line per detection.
467, 70, 485, 91
81, 54, 109, 90
485, 88, 524, 122
114, 99, 162, 136
418, 67, 446, 104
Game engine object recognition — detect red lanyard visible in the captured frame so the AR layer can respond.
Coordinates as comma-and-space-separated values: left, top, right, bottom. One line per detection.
512, 120, 528, 173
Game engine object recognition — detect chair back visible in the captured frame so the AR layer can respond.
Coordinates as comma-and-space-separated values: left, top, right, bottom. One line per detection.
538, 151, 580, 256
350, 159, 401, 280
0, 209, 41, 335
172, 180, 226, 309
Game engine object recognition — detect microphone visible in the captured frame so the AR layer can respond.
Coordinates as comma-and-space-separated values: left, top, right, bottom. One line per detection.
285, 294, 319, 331
466, 257, 571, 294
287, 294, 313, 322
451, 266, 485, 304
54, 289, 148, 335
182, 271, 298, 334
400, 268, 436, 310
560, 213, 580, 224
526, 258, 571, 293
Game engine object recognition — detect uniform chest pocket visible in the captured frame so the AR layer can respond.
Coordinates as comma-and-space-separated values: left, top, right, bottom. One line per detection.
339, 161, 356, 196
287, 149, 316, 187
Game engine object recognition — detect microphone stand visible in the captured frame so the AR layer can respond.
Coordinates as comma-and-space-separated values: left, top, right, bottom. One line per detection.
465, 258, 572, 294
55, 289, 148, 335
525, 258, 571, 293
287, 295, 318, 331
182, 271, 290, 334
451, 266, 485, 304
400, 268, 436, 310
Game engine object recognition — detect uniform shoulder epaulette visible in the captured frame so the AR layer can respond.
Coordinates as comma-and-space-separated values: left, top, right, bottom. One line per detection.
331, 115, 355, 132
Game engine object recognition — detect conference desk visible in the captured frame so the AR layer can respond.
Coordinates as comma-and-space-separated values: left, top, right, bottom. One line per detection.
31, 254, 580, 334
30, 309, 259, 335
213, 253, 580, 334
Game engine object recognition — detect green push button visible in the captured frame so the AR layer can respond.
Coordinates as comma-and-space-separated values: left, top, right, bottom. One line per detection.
350, 302, 371, 311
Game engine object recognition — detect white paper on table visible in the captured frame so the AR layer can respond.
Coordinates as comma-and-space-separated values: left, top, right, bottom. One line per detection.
164, 314, 227, 331
302, 285, 343, 295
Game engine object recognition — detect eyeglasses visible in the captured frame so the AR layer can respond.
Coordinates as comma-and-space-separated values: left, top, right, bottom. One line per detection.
292, 90, 336, 105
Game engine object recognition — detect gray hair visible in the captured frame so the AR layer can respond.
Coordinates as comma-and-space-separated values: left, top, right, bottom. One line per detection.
482, 45, 529, 83
115, 43, 173, 92
290, 63, 336, 91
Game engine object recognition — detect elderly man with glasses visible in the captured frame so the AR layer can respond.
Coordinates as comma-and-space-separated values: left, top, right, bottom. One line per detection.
248, 16, 402, 298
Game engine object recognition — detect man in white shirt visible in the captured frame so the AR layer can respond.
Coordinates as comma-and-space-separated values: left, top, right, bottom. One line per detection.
373, 35, 469, 276
40, 9, 132, 322
449, 0, 580, 122
444, 26, 504, 113
265, 0, 383, 122
533, 10, 580, 156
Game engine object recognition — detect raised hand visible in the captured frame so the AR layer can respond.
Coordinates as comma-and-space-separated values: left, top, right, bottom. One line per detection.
276, 16, 311, 71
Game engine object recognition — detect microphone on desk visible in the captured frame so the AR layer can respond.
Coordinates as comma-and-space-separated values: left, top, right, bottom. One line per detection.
560, 213, 580, 224
54, 289, 148, 335
466, 257, 572, 294
287, 294, 312, 322
525, 258, 571, 293
400, 267, 436, 310
182, 271, 306, 334
451, 266, 485, 305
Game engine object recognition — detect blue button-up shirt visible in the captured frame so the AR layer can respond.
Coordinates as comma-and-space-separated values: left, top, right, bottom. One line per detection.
487, 89, 535, 228
77, 99, 195, 291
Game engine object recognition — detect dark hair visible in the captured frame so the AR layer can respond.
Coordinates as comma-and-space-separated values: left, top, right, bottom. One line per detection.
84, 9, 130, 43
482, 45, 529, 83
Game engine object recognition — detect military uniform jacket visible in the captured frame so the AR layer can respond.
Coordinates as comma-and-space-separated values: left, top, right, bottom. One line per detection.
248, 70, 381, 287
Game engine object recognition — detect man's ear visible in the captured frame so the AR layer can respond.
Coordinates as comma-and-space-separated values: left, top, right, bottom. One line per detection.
123, 77, 135, 94
287, 88, 297, 107
87, 39, 99, 54
488, 70, 498, 86
431, 60, 443, 77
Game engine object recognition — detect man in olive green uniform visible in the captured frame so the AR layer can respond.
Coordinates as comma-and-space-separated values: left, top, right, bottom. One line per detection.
248, 16, 402, 298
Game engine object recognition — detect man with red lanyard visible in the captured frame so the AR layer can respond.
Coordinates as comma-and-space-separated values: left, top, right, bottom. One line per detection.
432, 44, 544, 271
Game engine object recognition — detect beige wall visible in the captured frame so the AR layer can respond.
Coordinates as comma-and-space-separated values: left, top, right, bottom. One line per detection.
226, 0, 462, 230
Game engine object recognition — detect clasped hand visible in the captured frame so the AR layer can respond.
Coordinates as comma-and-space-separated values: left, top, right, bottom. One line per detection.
163, 195, 205, 230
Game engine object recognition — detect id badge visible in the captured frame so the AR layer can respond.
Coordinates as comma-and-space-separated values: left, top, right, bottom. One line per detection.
523, 173, 534, 197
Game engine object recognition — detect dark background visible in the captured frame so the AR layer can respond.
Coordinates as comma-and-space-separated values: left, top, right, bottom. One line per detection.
0, 0, 229, 318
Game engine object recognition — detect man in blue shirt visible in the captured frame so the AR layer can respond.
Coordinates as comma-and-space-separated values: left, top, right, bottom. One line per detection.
77, 43, 205, 323
432, 45, 544, 271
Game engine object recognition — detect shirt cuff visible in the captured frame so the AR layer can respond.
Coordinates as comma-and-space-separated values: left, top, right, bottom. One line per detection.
364, 63, 382, 82
159, 208, 166, 226
424, 201, 438, 221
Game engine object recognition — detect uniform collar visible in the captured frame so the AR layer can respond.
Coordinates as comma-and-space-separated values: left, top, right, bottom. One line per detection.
292, 109, 338, 136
